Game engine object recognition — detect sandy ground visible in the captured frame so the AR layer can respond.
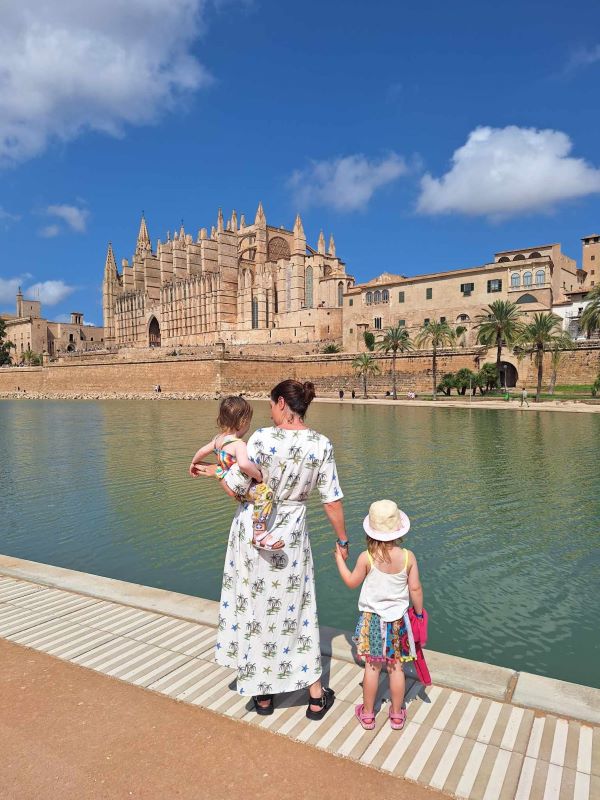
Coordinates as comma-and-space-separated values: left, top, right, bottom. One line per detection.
0, 639, 445, 800
1, 389, 599, 412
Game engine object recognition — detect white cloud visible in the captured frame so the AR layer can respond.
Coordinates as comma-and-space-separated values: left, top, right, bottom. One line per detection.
417, 126, 600, 219
39, 224, 61, 238
566, 44, 600, 72
47, 204, 89, 232
25, 280, 76, 305
0, 207, 21, 228
288, 153, 407, 212
0, 277, 22, 305
0, 0, 213, 166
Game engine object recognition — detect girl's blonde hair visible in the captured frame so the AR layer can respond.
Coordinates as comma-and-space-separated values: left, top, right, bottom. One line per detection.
366, 535, 404, 564
217, 395, 253, 432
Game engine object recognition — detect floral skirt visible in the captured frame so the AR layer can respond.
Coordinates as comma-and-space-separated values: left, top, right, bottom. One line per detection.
353, 611, 416, 665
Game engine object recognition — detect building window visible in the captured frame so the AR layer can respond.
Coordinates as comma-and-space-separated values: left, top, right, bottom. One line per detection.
305, 266, 313, 308
458, 313, 470, 322
349, 328, 353, 333
424, 318, 430, 326
374, 290, 382, 304
286, 265, 292, 311
487, 279, 502, 293
366, 291, 373, 305
460, 282, 474, 296
374, 317, 382, 330
523, 271, 532, 287
398, 291, 405, 303
251, 297, 259, 328
69, 333, 74, 342
426, 287, 432, 300
274, 288, 278, 313
511, 273, 520, 288
398, 319, 405, 327
337, 281, 344, 307
349, 298, 353, 306
440, 316, 446, 323
382, 289, 389, 303
535, 270, 545, 286
591, 255, 596, 260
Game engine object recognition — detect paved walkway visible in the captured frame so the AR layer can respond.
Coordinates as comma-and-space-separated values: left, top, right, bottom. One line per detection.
0, 575, 598, 800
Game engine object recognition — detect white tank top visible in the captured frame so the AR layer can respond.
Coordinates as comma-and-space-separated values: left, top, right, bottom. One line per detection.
358, 549, 410, 623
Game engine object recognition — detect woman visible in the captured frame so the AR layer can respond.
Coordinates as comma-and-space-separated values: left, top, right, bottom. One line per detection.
207, 379, 348, 718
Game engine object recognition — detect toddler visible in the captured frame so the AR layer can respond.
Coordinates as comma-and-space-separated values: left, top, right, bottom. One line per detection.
334, 499, 424, 730
189, 396, 283, 550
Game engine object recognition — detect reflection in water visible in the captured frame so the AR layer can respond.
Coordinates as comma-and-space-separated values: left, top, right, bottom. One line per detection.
1, 399, 599, 687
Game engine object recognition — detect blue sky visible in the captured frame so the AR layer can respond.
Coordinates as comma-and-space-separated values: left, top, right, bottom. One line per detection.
1, 0, 599, 325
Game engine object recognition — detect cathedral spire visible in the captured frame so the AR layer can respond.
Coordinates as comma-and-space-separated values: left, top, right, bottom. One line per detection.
255, 201, 266, 226
317, 230, 326, 254
136, 213, 151, 254
328, 234, 336, 257
217, 208, 224, 233
293, 213, 305, 239
240, 213, 246, 228
231, 209, 238, 231
104, 242, 118, 278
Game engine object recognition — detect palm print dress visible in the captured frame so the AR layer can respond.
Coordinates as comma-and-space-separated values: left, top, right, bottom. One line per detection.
215, 426, 343, 697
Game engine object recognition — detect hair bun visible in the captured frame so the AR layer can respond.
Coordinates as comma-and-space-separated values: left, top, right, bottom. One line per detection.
302, 381, 316, 403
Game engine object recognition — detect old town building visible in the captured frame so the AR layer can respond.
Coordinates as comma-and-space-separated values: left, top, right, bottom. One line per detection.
103, 204, 354, 348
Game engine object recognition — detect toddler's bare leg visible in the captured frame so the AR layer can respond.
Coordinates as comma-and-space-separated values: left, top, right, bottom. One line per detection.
389, 661, 406, 714
362, 661, 382, 714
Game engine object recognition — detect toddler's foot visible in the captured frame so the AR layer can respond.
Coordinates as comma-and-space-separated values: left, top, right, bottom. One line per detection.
252, 530, 284, 551
389, 707, 406, 730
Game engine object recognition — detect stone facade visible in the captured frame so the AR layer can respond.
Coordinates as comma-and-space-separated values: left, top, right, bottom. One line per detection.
3, 290, 104, 361
103, 204, 354, 349
343, 241, 586, 351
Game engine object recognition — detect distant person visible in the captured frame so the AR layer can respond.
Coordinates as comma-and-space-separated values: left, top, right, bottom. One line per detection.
334, 500, 426, 731
189, 396, 278, 550
407, 391, 416, 400
339, 389, 344, 400
157, 384, 161, 393
351, 389, 356, 399
520, 387, 529, 407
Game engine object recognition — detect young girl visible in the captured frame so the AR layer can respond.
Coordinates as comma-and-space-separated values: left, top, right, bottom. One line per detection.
189, 396, 283, 550
334, 499, 423, 730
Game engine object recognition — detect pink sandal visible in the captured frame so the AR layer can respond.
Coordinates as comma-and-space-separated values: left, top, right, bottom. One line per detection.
389, 707, 406, 730
355, 704, 376, 730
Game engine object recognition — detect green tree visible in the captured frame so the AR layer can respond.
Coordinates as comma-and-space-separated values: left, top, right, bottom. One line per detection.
363, 331, 375, 352
415, 320, 457, 400
22, 349, 36, 365
478, 363, 499, 394
547, 334, 574, 395
437, 373, 456, 396
591, 371, 600, 397
454, 367, 476, 396
376, 324, 413, 399
322, 343, 341, 354
517, 312, 566, 402
352, 353, 380, 398
580, 285, 600, 338
474, 300, 524, 386
0, 317, 14, 366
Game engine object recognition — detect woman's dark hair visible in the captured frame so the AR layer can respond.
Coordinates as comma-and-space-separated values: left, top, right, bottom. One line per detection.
270, 379, 316, 419
217, 395, 253, 431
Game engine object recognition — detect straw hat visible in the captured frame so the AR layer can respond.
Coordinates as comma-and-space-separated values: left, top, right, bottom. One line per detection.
363, 499, 410, 542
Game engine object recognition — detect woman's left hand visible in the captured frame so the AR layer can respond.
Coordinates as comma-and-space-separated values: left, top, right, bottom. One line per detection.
191, 463, 219, 478
335, 543, 349, 562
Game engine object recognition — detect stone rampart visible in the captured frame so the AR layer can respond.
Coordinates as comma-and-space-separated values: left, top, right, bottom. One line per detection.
1, 344, 598, 396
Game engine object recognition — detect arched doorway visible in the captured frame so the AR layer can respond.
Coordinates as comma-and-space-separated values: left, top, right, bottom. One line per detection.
148, 317, 161, 348
499, 361, 518, 388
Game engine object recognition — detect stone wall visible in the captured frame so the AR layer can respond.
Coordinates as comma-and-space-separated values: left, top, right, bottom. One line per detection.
1, 343, 598, 396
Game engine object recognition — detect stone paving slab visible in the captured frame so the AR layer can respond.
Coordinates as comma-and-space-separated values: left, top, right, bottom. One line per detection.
0, 574, 598, 800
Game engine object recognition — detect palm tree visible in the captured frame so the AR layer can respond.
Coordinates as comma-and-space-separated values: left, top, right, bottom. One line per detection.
580, 285, 600, 338
518, 312, 566, 402
547, 333, 574, 395
415, 320, 457, 400
22, 348, 35, 365
376, 324, 413, 399
474, 300, 524, 387
352, 353, 380, 398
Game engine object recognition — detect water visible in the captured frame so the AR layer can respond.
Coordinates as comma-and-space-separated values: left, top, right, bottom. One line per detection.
1, 399, 599, 688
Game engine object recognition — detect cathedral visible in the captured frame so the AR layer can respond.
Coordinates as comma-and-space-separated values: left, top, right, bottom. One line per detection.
102, 203, 354, 349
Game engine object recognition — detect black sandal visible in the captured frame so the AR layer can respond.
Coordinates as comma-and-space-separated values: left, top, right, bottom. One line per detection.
306, 687, 335, 720
252, 694, 274, 716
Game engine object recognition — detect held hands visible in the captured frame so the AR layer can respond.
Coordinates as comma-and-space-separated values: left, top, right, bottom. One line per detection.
334, 542, 349, 562
189, 462, 219, 478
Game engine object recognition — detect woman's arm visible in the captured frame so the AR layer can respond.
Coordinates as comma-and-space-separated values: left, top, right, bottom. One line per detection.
407, 551, 423, 615
233, 441, 263, 483
334, 547, 368, 588
322, 500, 349, 560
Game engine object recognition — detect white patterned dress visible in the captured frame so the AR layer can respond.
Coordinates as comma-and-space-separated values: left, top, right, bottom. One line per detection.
215, 426, 343, 697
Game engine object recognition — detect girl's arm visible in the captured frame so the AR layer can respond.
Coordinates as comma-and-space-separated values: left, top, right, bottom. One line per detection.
189, 439, 216, 476
407, 551, 423, 614
232, 441, 263, 482
334, 547, 368, 589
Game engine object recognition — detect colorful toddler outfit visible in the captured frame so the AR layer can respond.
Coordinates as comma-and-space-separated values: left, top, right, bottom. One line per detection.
353, 550, 416, 665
